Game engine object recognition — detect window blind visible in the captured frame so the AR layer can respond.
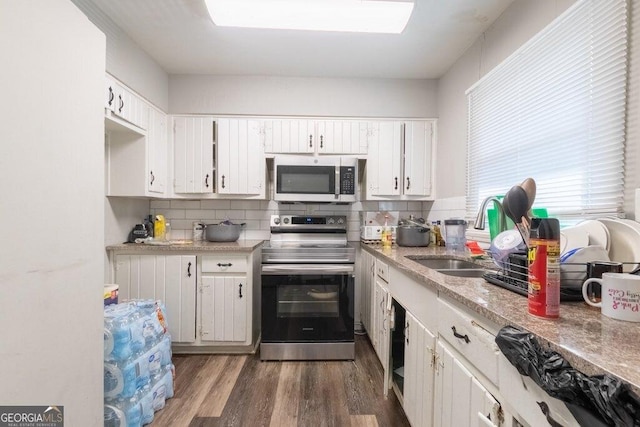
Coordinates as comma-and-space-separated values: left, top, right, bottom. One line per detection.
466, 0, 628, 226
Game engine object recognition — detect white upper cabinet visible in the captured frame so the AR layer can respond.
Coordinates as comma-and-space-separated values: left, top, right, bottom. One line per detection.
366, 120, 435, 200
172, 116, 215, 194
404, 121, 434, 197
366, 121, 404, 197
104, 74, 148, 131
263, 119, 315, 154
216, 118, 266, 197
146, 107, 167, 195
316, 120, 369, 154
264, 119, 368, 155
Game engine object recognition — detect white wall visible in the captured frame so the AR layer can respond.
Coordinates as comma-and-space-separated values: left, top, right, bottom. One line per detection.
169, 75, 438, 118
435, 0, 577, 199
0, 1, 105, 424
71, 0, 169, 111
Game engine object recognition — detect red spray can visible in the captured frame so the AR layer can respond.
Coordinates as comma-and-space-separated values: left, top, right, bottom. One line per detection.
528, 218, 561, 318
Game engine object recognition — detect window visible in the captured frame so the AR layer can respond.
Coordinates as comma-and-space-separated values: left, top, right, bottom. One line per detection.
466, 0, 628, 226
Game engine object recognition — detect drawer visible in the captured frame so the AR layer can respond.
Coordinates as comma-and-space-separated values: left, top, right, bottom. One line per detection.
200, 255, 247, 273
375, 259, 389, 282
437, 299, 500, 385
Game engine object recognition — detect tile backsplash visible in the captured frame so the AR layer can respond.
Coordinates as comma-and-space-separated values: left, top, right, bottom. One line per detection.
149, 199, 431, 242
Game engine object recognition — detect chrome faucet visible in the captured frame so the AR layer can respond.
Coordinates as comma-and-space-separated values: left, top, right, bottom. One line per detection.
474, 196, 507, 233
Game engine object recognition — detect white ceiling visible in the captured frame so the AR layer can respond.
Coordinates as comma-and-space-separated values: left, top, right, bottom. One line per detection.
80, 0, 514, 79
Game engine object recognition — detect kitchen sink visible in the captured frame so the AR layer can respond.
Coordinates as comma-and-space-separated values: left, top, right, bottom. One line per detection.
436, 269, 487, 278
405, 256, 487, 278
404, 256, 481, 270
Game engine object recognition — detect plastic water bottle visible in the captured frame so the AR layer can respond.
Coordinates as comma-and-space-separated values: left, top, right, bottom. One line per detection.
150, 364, 175, 412
137, 385, 155, 425
104, 350, 152, 399
104, 404, 125, 427
104, 305, 135, 361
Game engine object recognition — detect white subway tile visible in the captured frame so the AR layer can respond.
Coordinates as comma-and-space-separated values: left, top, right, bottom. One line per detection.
170, 200, 201, 209
200, 200, 231, 210
150, 200, 171, 209
185, 209, 217, 220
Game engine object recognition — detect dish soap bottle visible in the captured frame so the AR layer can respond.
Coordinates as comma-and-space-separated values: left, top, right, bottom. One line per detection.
381, 215, 392, 249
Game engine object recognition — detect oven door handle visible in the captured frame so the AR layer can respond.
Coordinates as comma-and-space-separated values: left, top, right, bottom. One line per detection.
262, 264, 355, 275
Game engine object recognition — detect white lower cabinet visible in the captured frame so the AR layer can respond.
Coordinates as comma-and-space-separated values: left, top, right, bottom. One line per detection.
197, 254, 259, 348
200, 276, 247, 344
373, 277, 391, 393
114, 254, 197, 344
111, 250, 260, 352
433, 340, 501, 427
403, 311, 437, 427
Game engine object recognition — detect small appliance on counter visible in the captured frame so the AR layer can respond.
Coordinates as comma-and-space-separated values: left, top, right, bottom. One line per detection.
360, 211, 399, 243
127, 224, 148, 243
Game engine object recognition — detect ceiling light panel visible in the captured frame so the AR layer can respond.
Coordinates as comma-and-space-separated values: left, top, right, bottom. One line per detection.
205, 0, 415, 34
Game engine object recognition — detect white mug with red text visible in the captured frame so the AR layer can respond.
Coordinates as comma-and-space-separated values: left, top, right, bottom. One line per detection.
582, 273, 640, 322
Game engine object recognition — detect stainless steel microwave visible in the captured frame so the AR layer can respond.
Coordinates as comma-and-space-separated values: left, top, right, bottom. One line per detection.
273, 156, 358, 203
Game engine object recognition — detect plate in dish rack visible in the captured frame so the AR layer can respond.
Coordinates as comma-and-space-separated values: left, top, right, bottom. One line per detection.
597, 218, 640, 272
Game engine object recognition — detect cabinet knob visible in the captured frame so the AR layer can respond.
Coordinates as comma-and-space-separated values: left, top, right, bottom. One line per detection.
187, 262, 192, 277
406, 177, 410, 190
118, 95, 124, 113
217, 263, 232, 267
205, 174, 210, 188
239, 283, 243, 298
108, 87, 114, 106
394, 177, 398, 190
320, 135, 323, 149
309, 134, 313, 148
221, 175, 226, 189
150, 171, 155, 186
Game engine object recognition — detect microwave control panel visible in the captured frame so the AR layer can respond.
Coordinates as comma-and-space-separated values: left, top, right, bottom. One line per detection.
340, 166, 356, 195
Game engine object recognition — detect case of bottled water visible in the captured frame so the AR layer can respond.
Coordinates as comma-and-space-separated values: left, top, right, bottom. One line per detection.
104, 300, 174, 426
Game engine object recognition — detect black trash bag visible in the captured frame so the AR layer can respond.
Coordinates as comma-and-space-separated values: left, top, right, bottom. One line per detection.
495, 325, 640, 426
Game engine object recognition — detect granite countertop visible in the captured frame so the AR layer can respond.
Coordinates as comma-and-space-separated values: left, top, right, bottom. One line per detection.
362, 243, 640, 393
107, 239, 264, 253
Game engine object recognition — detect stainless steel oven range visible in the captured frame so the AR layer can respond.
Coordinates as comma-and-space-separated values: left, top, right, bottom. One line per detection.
261, 215, 355, 361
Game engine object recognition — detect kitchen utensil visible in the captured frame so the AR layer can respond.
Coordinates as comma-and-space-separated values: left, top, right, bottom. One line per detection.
582, 273, 640, 322
520, 178, 536, 213
503, 185, 530, 246
396, 219, 431, 247
204, 221, 246, 242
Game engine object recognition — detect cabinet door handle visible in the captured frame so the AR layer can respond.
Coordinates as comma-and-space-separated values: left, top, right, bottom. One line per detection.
150, 171, 155, 186
320, 135, 323, 148
405, 322, 410, 345
118, 95, 124, 113
406, 177, 410, 190
217, 262, 232, 267
394, 177, 398, 190
221, 175, 226, 189
309, 134, 313, 148
451, 326, 470, 344
239, 283, 243, 298
205, 174, 210, 188
108, 87, 114, 106
187, 262, 192, 277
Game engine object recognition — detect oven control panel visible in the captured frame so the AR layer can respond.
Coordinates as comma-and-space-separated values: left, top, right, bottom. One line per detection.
270, 215, 347, 229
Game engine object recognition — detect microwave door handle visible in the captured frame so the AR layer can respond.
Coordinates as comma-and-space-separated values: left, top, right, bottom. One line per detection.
335, 165, 340, 199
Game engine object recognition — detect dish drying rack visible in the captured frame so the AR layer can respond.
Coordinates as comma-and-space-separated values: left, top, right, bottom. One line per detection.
482, 252, 640, 302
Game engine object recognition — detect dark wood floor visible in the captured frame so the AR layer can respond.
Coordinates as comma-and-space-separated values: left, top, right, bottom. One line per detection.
152, 335, 410, 427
